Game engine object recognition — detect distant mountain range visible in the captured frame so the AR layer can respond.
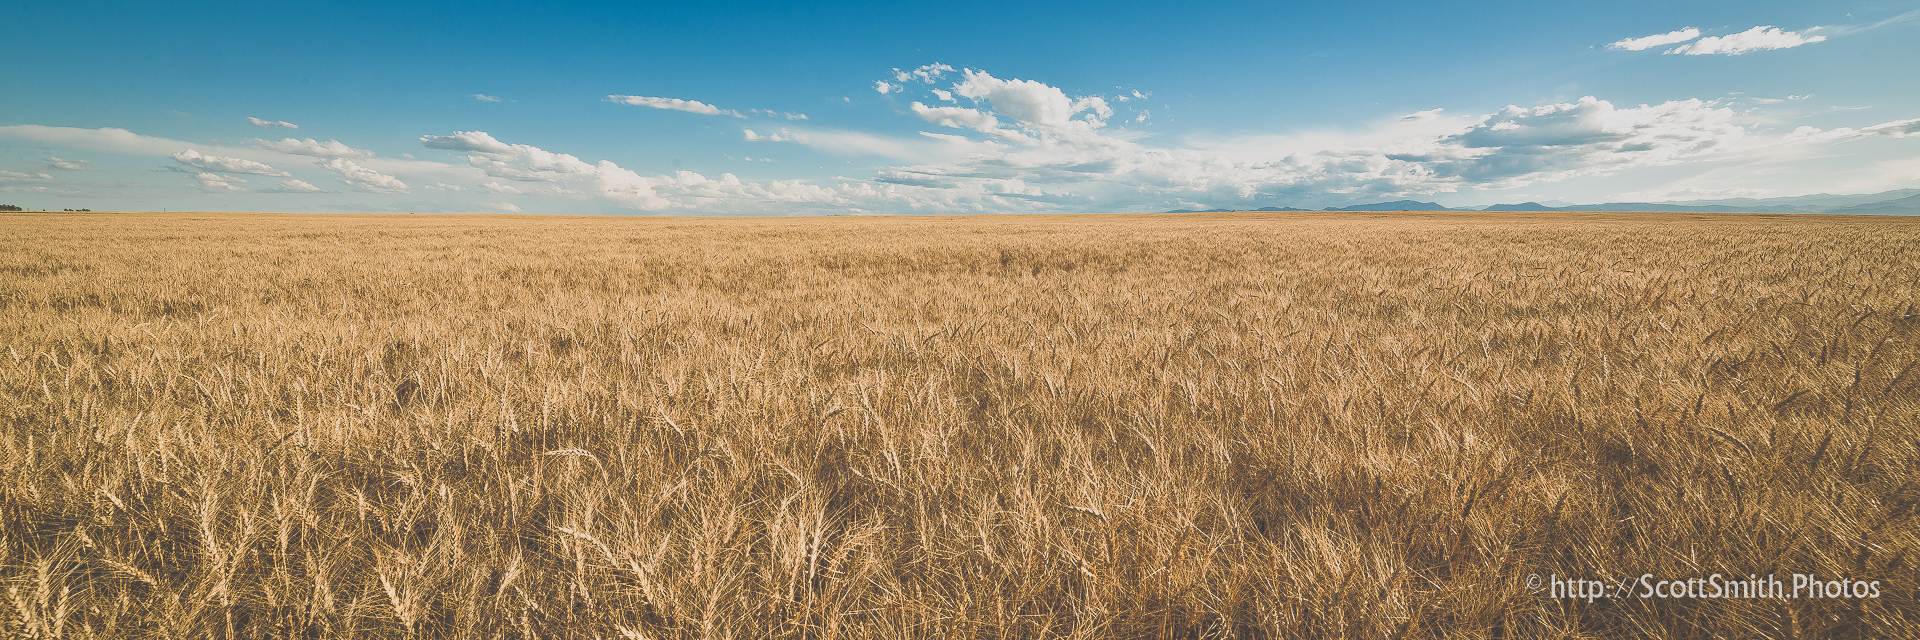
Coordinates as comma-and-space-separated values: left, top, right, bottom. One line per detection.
1830, 192, 1920, 214
1167, 205, 1314, 213
1168, 189, 1920, 215
1327, 200, 1447, 211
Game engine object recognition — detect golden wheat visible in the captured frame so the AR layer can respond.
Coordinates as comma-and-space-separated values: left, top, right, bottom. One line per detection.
2, 211, 1917, 637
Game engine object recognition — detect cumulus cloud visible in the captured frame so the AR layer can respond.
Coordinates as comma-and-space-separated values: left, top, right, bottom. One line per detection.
1608, 27, 1700, 51
194, 172, 244, 192
418, 129, 1037, 213
321, 158, 409, 193
172, 149, 288, 176
255, 137, 372, 158
275, 178, 322, 192
1393, 97, 1746, 186
608, 95, 731, 116
951, 69, 1113, 133
909, 102, 1010, 137
891, 62, 955, 84
48, 157, 89, 170
471, 93, 503, 103
796, 63, 1920, 211
1666, 26, 1826, 55
7, 62, 1918, 214
247, 116, 298, 129
1, 125, 469, 189
874, 81, 899, 95
421, 129, 671, 208
2, 124, 492, 203
420, 130, 517, 155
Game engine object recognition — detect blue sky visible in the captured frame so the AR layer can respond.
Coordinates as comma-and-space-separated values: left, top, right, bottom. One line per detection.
4, 1, 1918, 213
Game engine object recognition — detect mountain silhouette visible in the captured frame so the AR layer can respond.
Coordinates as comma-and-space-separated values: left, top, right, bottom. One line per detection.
1325, 200, 1448, 211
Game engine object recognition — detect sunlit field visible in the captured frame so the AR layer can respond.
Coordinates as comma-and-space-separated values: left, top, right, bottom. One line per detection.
3, 211, 1917, 637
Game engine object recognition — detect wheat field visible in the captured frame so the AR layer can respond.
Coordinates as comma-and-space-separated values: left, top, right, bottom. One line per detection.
2, 211, 1917, 637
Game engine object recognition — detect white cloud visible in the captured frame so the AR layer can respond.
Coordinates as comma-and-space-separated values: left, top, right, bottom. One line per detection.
5, 60, 1917, 214
471, 94, 503, 103
741, 128, 789, 143
742, 126, 993, 160
890, 62, 955, 84
255, 137, 372, 158
420, 130, 517, 155
48, 157, 89, 170
1612, 12, 1918, 57
0, 170, 54, 181
421, 131, 611, 184
1, 124, 479, 198
910, 102, 1009, 136
1862, 117, 1920, 138
951, 69, 1112, 133
749, 108, 809, 120
172, 149, 288, 176
247, 116, 298, 129
1391, 97, 1749, 187
0, 126, 187, 156
1667, 26, 1826, 55
798, 64, 1920, 211
321, 158, 409, 193
416, 129, 1036, 213
194, 172, 244, 192
1787, 116, 1920, 144
608, 95, 732, 117
275, 178, 322, 192
1608, 27, 1700, 51
607, 95, 807, 120
874, 80, 899, 95
421, 129, 670, 208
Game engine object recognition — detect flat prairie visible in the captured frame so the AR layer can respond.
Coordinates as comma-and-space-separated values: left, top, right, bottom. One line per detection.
2, 211, 1918, 637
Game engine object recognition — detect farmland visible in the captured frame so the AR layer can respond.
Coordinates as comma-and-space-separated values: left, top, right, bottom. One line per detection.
2, 211, 1918, 637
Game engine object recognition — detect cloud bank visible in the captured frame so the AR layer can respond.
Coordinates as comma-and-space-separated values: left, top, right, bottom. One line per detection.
4, 54, 1918, 213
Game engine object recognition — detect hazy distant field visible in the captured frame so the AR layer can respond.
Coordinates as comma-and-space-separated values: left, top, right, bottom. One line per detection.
3, 211, 1917, 637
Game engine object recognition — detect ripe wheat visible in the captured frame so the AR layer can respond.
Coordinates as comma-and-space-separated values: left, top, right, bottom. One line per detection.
2, 211, 1917, 637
